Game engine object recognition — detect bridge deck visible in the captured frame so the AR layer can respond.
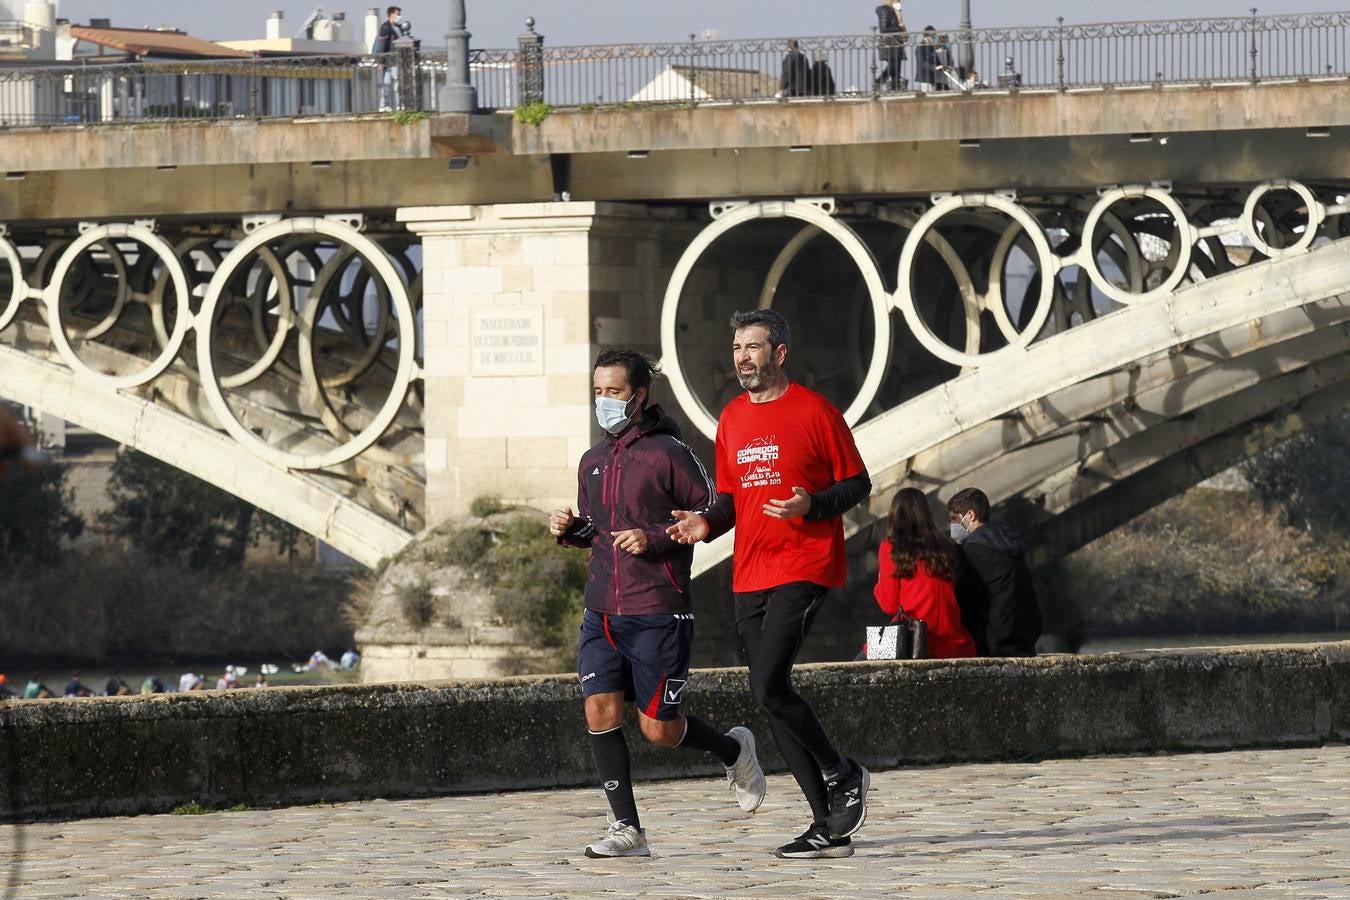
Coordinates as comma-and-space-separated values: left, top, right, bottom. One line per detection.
1, 79, 1347, 222
5, 745, 1348, 897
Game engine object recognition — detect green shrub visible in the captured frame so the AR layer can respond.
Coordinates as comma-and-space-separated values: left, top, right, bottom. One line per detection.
396, 578, 437, 630
513, 100, 552, 126
470, 495, 504, 518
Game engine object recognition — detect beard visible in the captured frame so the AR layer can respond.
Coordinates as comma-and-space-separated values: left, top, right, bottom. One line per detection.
736, 359, 779, 392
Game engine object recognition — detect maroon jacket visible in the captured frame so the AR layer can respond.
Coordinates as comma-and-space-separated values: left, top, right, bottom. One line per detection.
558, 404, 715, 615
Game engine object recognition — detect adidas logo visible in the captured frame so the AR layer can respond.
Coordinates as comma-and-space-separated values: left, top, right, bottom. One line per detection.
591, 467, 600, 475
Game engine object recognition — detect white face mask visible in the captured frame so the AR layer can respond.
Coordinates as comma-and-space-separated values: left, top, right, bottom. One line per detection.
950, 512, 971, 543
595, 394, 638, 434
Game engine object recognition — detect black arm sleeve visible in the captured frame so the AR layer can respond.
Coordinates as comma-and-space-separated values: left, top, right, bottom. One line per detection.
702, 492, 736, 542
805, 468, 872, 521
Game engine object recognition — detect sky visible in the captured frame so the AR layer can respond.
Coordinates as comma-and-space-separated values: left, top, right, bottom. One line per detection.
54, 1, 1350, 47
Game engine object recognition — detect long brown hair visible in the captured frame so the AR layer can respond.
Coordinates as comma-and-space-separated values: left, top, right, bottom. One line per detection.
886, 487, 958, 581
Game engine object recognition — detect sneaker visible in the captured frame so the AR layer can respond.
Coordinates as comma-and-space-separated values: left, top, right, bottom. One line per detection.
775, 823, 854, 859
824, 758, 870, 839
725, 726, 767, 813
584, 821, 650, 858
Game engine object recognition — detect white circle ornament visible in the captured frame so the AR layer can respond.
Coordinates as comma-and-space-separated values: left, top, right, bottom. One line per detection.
196, 218, 418, 470
894, 193, 1062, 368
1078, 186, 1195, 306
44, 224, 191, 389
1241, 179, 1324, 261
660, 200, 892, 442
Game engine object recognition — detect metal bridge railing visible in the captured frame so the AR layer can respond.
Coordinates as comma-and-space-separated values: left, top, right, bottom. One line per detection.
0, 11, 1345, 126
475, 11, 1350, 110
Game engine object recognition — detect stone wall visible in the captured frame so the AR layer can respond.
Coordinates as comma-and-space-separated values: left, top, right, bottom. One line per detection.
3, 643, 1348, 822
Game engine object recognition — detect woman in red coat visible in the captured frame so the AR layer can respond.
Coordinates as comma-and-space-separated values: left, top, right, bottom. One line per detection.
873, 487, 976, 658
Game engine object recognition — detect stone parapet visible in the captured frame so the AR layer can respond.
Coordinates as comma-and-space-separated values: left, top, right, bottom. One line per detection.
3, 642, 1347, 822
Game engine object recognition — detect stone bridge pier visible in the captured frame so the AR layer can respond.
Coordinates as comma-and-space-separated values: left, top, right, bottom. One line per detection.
401, 202, 703, 523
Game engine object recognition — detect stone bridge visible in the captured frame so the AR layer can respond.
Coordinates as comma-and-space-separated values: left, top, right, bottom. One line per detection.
0, 25, 1348, 580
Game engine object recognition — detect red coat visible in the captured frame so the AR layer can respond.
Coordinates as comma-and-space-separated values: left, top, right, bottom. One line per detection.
873, 540, 976, 659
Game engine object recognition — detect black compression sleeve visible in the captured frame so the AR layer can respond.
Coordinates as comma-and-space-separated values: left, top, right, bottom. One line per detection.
805, 469, 872, 521
702, 492, 736, 541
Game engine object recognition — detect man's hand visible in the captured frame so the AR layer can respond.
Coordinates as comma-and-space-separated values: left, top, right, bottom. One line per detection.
611, 529, 648, 555
548, 507, 575, 537
763, 486, 812, 520
666, 510, 710, 545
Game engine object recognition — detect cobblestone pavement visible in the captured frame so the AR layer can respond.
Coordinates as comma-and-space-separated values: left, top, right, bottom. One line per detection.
4, 745, 1350, 898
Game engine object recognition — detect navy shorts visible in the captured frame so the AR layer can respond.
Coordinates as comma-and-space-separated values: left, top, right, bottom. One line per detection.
577, 609, 694, 721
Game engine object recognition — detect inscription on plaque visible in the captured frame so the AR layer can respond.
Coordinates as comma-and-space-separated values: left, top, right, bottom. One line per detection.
470, 307, 544, 376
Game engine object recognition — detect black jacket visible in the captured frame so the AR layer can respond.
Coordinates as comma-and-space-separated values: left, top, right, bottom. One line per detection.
780, 49, 810, 96
957, 522, 1042, 656
372, 21, 399, 54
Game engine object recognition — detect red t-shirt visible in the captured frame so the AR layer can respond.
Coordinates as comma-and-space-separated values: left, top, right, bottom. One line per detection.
716, 383, 866, 592
873, 540, 976, 659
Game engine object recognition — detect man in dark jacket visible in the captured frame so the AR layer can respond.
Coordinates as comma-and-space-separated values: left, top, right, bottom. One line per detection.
779, 39, 810, 97
948, 488, 1042, 656
550, 348, 765, 860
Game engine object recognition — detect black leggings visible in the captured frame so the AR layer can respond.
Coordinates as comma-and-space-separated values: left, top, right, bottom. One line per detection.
735, 581, 840, 824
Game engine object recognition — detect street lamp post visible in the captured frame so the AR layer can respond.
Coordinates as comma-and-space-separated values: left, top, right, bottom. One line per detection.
440, 0, 477, 113
960, 0, 974, 73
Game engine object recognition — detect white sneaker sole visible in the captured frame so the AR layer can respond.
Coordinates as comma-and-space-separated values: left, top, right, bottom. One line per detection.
728, 726, 767, 813
584, 844, 651, 859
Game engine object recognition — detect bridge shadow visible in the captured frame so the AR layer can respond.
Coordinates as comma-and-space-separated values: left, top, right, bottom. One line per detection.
862, 811, 1343, 855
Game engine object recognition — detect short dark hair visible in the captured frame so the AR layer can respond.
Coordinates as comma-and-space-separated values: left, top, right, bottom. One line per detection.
947, 487, 990, 523
729, 309, 791, 349
387, 6, 402, 16
593, 348, 660, 398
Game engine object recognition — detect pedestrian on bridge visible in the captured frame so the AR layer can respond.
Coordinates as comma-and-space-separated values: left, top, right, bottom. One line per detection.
668, 309, 873, 859
778, 40, 811, 98
874, 1, 908, 90
551, 349, 766, 860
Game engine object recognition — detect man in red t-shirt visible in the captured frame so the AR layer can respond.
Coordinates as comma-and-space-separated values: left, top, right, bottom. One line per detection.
669, 309, 873, 860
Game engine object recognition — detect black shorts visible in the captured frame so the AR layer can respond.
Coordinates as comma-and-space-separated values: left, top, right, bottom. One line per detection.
577, 609, 694, 721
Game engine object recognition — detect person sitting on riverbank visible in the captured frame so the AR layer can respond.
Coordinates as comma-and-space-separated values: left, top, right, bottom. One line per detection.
23, 679, 52, 699
104, 675, 132, 696
872, 488, 976, 658
0, 674, 14, 700
948, 487, 1042, 657
140, 675, 166, 694
64, 673, 94, 698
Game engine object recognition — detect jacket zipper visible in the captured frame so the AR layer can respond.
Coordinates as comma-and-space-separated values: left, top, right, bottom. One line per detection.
662, 559, 684, 594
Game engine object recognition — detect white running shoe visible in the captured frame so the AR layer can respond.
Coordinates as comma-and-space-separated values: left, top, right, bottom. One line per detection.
725, 725, 767, 813
584, 821, 650, 858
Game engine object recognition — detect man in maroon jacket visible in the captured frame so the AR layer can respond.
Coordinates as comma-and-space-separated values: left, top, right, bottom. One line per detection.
551, 349, 766, 859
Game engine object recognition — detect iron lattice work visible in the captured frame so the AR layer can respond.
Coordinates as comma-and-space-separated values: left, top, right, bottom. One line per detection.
0, 217, 425, 544
0, 12, 1345, 123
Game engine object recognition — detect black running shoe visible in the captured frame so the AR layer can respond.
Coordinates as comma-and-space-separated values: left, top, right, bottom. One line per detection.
824, 758, 870, 838
774, 824, 854, 859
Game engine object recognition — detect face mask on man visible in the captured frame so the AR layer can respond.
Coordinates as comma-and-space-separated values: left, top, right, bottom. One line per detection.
595, 394, 639, 434
950, 512, 971, 543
